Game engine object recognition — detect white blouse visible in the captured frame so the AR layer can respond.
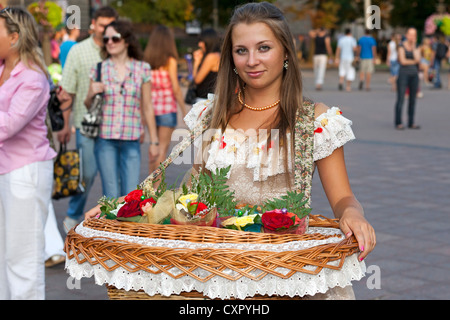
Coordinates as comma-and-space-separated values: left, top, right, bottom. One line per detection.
184, 94, 356, 183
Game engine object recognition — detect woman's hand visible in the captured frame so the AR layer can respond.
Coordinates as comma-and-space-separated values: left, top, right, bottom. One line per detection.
85, 204, 102, 220
149, 144, 160, 162
90, 82, 105, 96
339, 209, 376, 262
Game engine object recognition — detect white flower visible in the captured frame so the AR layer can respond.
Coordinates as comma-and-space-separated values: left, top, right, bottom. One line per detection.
110, 203, 125, 216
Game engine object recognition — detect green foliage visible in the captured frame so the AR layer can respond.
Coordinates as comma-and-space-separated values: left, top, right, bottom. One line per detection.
192, 0, 275, 27
262, 191, 311, 219
98, 196, 122, 220
112, 0, 193, 27
183, 166, 237, 216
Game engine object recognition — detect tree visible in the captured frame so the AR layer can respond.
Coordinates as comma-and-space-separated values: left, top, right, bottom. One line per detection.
112, 0, 194, 28
389, 0, 450, 31
192, 0, 275, 28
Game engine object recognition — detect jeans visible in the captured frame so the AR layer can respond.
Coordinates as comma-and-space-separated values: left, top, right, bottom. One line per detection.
394, 71, 419, 127
66, 129, 98, 220
433, 59, 442, 88
94, 138, 141, 198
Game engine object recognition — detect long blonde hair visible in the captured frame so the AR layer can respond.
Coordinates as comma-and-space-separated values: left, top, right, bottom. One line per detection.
0, 7, 48, 75
211, 2, 303, 139
204, 2, 303, 179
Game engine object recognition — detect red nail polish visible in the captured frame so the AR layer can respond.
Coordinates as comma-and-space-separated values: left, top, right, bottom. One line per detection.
360, 245, 365, 252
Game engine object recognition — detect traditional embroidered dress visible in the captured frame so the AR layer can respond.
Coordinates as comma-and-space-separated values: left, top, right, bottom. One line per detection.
184, 95, 355, 206
183, 94, 358, 299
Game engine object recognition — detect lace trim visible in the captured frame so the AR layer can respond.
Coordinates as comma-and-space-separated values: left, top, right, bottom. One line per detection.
65, 222, 366, 299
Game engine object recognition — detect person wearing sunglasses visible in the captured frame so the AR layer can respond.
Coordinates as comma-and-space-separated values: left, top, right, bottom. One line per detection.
58, 6, 118, 233
0, 7, 57, 300
84, 20, 159, 199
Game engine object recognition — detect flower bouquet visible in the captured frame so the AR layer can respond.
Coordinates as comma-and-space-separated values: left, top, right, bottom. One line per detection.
221, 191, 311, 235
170, 166, 235, 226
97, 165, 236, 227
98, 189, 157, 223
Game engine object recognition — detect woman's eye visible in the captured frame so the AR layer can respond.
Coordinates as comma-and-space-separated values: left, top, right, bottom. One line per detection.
259, 45, 271, 52
235, 48, 247, 55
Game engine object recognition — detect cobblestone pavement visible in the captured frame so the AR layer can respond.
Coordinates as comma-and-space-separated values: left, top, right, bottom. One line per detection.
46, 68, 450, 300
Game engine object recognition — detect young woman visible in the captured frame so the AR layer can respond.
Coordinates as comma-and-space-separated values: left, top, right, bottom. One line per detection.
0, 7, 56, 299
144, 25, 187, 174
394, 27, 421, 130
85, 20, 159, 198
187, 2, 375, 299
86, 2, 376, 300
192, 28, 221, 101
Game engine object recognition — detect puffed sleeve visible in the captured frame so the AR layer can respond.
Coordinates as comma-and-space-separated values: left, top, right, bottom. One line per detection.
183, 94, 214, 130
313, 107, 355, 162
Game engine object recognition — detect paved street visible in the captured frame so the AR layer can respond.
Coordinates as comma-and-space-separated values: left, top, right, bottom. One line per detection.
47, 67, 450, 300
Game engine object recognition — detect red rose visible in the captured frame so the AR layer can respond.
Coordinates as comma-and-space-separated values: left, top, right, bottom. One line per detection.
140, 197, 156, 209
193, 202, 208, 214
117, 200, 143, 218
262, 210, 295, 231
124, 189, 143, 202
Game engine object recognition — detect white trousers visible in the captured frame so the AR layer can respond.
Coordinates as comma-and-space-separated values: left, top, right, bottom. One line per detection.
45, 202, 65, 260
339, 59, 356, 81
0, 160, 53, 300
313, 54, 328, 85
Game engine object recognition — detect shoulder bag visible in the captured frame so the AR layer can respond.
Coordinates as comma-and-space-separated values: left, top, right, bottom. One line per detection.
80, 62, 103, 138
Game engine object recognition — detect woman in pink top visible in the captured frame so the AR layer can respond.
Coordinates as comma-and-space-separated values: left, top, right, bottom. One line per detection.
144, 25, 187, 174
0, 7, 56, 300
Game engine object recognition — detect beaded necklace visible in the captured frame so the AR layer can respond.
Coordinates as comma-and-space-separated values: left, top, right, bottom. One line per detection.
238, 90, 280, 111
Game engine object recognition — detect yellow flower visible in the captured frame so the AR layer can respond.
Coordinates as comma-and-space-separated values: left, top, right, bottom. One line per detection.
235, 214, 257, 228
222, 216, 237, 227
178, 193, 198, 207
320, 118, 329, 127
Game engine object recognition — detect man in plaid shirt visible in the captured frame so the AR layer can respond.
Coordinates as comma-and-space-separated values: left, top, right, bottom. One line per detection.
57, 7, 118, 231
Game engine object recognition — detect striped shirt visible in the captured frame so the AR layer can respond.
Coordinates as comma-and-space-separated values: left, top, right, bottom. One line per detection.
60, 36, 102, 129
89, 58, 152, 141
151, 69, 177, 115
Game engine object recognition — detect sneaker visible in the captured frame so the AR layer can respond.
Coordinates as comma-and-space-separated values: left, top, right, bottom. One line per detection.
63, 217, 79, 233
45, 255, 66, 268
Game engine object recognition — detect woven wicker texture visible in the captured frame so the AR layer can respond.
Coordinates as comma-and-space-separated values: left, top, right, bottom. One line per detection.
106, 285, 306, 300
65, 215, 359, 283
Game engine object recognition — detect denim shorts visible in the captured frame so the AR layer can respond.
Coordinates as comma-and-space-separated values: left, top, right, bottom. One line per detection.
389, 60, 400, 76
155, 112, 177, 128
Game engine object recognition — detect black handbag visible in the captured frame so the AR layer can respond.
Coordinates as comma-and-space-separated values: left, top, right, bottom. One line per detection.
184, 81, 198, 105
47, 88, 64, 132
80, 62, 103, 138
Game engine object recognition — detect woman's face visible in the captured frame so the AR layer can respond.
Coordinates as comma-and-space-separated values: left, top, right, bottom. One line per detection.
103, 26, 128, 57
0, 17, 16, 60
232, 22, 285, 91
406, 28, 417, 43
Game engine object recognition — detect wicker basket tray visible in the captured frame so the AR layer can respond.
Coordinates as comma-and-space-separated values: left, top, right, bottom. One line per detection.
65, 214, 360, 300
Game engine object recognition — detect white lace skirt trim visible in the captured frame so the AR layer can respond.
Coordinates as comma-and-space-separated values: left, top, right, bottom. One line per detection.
65, 221, 366, 300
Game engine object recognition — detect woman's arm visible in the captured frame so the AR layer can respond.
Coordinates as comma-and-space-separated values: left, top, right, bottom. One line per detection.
398, 46, 421, 66
193, 53, 220, 85
141, 81, 160, 159
84, 79, 104, 109
314, 103, 376, 261
167, 57, 187, 118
